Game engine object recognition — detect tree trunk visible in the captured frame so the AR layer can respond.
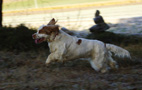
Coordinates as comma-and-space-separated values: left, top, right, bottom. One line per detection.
0, 0, 3, 27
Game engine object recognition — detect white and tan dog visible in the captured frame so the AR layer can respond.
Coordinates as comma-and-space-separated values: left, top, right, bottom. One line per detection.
32, 18, 131, 73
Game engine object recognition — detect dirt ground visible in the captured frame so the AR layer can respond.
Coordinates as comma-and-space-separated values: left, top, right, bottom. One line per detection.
0, 50, 142, 90
1, 3, 142, 90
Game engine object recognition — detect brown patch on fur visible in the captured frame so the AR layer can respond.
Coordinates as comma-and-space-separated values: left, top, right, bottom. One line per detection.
39, 25, 59, 35
39, 28, 47, 34
77, 39, 82, 45
38, 26, 51, 35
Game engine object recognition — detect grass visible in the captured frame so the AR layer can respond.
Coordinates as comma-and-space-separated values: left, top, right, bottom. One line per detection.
3, 0, 34, 11
87, 31, 142, 46
3, 0, 115, 11
126, 44, 142, 58
0, 25, 142, 90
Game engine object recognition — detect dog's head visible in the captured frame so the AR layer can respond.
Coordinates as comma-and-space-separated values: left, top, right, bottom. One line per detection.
32, 18, 59, 44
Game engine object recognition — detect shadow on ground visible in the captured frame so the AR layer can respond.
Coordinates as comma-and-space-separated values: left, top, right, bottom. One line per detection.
108, 16, 142, 34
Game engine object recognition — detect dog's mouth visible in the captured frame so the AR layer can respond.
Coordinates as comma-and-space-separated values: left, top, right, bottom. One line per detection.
35, 37, 46, 44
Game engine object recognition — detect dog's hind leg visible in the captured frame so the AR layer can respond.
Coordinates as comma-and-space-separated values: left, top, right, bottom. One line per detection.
107, 51, 118, 69
90, 55, 109, 73
89, 58, 109, 73
90, 46, 110, 73
108, 56, 118, 69
89, 60, 100, 72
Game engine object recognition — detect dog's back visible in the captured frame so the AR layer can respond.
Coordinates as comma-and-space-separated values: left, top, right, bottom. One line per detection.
54, 30, 106, 60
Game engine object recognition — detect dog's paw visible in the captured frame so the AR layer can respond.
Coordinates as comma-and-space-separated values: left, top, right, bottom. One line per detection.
100, 67, 110, 73
45, 62, 51, 67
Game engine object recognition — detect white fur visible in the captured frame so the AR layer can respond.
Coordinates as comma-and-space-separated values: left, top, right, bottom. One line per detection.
36, 25, 49, 39
36, 25, 131, 73
106, 44, 131, 58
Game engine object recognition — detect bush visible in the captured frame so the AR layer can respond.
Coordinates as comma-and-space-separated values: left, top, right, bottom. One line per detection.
87, 32, 142, 46
0, 24, 48, 51
0, 25, 142, 52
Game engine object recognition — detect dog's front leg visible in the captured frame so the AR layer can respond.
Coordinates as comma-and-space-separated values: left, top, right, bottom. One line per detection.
45, 52, 64, 65
45, 56, 52, 66
45, 53, 56, 65
46, 44, 66, 65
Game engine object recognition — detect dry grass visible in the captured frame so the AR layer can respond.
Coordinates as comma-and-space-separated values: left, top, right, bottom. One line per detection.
0, 43, 142, 90
126, 44, 142, 58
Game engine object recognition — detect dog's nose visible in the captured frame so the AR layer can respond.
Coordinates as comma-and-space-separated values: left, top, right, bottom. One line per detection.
32, 33, 37, 39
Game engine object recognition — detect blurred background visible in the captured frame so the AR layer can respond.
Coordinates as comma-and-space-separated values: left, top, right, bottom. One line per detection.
3, 0, 142, 33
1, 0, 142, 90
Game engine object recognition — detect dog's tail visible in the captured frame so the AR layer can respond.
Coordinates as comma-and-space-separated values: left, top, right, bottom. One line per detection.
106, 44, 131, 58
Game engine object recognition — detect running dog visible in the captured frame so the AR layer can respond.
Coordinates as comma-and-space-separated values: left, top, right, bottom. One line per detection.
32, 18, 131, 73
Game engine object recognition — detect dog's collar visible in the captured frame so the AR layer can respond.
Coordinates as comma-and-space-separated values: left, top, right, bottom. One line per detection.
47, 33, 59, 42
53, 33, 59, 40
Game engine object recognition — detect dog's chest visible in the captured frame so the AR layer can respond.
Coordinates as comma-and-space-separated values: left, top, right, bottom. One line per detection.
48, 42, 60, 53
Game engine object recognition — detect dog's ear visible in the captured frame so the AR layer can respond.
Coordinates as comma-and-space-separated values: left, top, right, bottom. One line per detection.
49, 25, 59, 33
47, 18, 58, 25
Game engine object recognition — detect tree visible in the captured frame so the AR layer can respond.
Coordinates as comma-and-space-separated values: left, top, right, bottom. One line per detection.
0, 0, 3, 27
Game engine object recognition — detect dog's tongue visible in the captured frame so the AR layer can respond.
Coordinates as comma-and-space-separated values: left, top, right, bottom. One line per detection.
35, 38, 45, 44
35, 39, 38, 44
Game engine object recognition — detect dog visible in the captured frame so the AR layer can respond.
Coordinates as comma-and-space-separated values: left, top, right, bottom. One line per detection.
32, 18, 131, 73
